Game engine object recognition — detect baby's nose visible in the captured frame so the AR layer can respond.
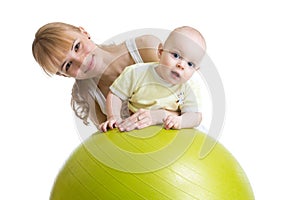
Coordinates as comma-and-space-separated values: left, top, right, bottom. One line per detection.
176, 61, 185, 70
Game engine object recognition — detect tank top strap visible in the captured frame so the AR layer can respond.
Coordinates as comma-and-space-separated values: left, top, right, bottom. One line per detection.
125, 37, 144, 63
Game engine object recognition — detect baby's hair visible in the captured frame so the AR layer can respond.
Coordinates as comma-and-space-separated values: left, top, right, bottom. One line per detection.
171, 26, 207, 50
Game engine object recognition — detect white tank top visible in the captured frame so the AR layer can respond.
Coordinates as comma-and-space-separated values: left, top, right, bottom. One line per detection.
86, 38, 143, 115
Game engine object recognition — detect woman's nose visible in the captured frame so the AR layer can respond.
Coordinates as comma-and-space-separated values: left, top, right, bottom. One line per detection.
72, 53, 85, 66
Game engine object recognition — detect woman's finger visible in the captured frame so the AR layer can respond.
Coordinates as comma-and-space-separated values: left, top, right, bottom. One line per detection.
136, 117, 151, 129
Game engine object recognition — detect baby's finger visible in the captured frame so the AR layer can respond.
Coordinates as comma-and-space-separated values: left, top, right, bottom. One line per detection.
98, 124, 104, 132
100, 121, 109, 132
164, 120, 174, 130
163, 115, 171, 125
108, 120, 117, 129
172, 121, 179, 129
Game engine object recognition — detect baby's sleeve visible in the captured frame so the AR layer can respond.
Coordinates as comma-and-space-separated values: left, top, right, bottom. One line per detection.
109, 64, 137, 101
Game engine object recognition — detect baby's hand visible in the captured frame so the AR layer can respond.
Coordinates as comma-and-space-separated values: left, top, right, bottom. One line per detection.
163, 115, 182, 130
98, 118, 119, 132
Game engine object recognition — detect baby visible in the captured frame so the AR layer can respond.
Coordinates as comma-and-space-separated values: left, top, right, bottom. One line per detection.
99, 26, 206, 132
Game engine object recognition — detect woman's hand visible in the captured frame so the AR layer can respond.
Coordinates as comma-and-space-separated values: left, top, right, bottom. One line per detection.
117, 109, 154, 132
116, 109, 181, 132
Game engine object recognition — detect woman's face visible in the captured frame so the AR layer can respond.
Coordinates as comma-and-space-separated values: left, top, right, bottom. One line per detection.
58, 30, 98, 79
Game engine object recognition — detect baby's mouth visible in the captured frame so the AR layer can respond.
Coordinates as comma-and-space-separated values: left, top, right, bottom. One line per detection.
171, 70, 181, 78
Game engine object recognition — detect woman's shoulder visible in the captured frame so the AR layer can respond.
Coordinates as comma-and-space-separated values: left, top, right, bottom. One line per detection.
135, 35, 161, 48
135, 35, 161, 63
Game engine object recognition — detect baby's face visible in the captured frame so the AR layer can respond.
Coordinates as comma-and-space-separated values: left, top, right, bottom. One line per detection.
157, 30, 205, 85
164, 30, 205, 67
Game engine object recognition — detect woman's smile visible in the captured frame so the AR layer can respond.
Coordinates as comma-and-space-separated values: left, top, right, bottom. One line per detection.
84, 54, 96, 73
81, 53, 96, 74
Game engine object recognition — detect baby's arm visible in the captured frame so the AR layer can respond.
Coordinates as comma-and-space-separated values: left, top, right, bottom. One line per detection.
98, 91, 122, 132
163, 112, 202, 130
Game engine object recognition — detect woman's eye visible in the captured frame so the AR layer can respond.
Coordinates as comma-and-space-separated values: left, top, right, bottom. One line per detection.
74, 42, 80, 52
65, 61, 72, 72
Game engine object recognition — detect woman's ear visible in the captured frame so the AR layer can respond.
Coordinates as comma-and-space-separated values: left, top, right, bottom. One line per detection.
157, 43, 163, 59
79, 26, 91, 39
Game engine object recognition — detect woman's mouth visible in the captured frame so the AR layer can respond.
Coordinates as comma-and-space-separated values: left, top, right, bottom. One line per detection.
84, 55, 95, 73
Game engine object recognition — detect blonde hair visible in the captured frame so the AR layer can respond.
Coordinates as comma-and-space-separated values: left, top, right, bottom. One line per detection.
33, 22, 91, 125
71, 82, 90, 125
32, 22, 81, 76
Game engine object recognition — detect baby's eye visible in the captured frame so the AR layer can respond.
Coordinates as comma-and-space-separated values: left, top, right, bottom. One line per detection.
171, 52, 180, 59
74, 42, 80, 52
187, 62, 195, 68
65, 61, 72, 72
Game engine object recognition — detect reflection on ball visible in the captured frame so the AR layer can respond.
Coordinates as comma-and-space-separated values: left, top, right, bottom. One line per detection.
50, 126, 254, 200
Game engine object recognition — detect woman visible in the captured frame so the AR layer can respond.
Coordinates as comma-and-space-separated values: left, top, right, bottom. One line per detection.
32, 22, 174, 131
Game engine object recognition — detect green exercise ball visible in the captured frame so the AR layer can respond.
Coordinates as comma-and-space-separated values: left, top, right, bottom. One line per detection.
50, 126, 254, 200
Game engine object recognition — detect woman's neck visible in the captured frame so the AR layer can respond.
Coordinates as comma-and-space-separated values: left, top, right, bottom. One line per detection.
94, 42, 135, 96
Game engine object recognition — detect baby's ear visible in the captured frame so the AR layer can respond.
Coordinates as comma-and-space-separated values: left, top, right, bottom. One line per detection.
157, 43, 163, 58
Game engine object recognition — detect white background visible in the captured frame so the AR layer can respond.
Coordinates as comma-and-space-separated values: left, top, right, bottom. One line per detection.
1, 0, 299, 199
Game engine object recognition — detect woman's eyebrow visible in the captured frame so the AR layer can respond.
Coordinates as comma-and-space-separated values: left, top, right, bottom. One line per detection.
61, 61, 66, 71
70, 40, 76, 50
60, 40, 76, 71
